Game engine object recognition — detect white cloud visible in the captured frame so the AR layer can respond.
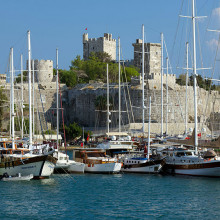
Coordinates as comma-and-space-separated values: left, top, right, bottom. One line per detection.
207, 38, 219, 50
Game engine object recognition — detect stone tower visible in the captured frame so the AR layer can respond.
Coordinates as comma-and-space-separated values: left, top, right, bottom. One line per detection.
83, 33, 116, 61
132, 39, 161, 78
132, 39, 176, 86
27, 60, 53, 83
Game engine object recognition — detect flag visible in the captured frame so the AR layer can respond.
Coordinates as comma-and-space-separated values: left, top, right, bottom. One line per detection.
80, 142, 83, 147
85, 28, 87, 30
198, 133, 201, 137
87, 133, 90, 141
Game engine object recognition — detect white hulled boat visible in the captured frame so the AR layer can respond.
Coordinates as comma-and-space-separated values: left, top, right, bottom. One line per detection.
0, 142, 55, 179
75, 149, 121, 173
163, 0, 220, 177
163, 147, 220, 177
54, 151, 85, 173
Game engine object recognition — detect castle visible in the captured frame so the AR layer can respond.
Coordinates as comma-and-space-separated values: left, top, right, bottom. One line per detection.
132, 39, 176, 88
83, 33, 116, 61
0, 33, 219, 135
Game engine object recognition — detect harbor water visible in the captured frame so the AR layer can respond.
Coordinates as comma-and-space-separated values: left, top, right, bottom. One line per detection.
0, 173, 220, 219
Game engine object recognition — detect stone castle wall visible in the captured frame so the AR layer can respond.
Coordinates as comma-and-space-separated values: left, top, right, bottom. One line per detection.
67, 82, 220, 134
1, 80, 219, 135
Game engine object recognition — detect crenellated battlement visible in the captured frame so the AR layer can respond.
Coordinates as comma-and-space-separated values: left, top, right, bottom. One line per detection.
83, 33, 116, 61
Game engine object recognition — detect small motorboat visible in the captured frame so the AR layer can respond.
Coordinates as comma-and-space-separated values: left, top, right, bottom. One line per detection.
1, 173, 34, 181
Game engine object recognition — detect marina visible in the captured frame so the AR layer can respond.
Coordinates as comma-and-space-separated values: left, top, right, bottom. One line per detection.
0, 0, 219, 219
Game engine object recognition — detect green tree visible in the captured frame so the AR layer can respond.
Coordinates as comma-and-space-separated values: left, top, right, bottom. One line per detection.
59, 69, 78, 88
176, 74, 187, 86
64, 122, 82, 140
15, 71, 28, 83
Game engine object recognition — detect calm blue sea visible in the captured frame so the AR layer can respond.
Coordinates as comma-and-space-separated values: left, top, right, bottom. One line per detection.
0, 173, 220, 220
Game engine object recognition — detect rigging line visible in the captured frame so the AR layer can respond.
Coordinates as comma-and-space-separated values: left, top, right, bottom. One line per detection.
35, 86, 44, 136
36, 92, 44, 137
120, 51, 132, 126
58, 74, 67, 155
164, 37, 185, 123
197, 0, 210, 13
170, 0, 185, 62
15, 89, 22, 132
36, 76, 49, 137
10, 32, 27, 49
201, 33, 220, 129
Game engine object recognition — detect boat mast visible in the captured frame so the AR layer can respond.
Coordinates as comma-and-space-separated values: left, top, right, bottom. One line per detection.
28, 30, 32, 147
142, 24, 145, 136
21, 54, 24, 139
147, 96, 151, 159
118, 37, 121, 134
185, 42, 189, 134
161, 33, 164, 136
166, 57, 168, 135
107, 63, 110, 136
192, 0, 198, 154
11, 47, 15, 149
9, 51, 12, 137
56, 48, 59, 149
32, 59, 35, 138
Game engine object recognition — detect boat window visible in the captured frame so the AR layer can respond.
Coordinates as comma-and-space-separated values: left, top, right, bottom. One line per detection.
6, 143, 12, 148
185, 152, 192, 156
176, 152, 185, 157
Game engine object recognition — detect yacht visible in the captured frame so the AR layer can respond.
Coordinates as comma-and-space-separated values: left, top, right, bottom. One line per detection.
163, 147, 220, 177
54, 151, 85, 174
120, 146, 164, 174
75, 149, 121, 173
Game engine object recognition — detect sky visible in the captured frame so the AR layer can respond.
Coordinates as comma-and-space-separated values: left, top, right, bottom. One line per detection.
0, 0, 219, 80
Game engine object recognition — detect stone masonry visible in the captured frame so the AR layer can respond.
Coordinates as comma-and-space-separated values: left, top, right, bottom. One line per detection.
83, 33, 116, 61
132, 39, 176, 87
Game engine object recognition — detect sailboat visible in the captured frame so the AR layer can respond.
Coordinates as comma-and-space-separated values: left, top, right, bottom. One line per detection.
121, 25, 164, 174
0, 43, 55, 179
163, 0, 220, 177
97, 38, 133, 155
53, 49, 85, 174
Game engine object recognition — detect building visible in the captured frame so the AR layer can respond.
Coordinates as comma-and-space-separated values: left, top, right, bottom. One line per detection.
26, 60, 54, 83
132, 39, 176, 87
0, 74, 6, 85
83, 33, 116, 61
